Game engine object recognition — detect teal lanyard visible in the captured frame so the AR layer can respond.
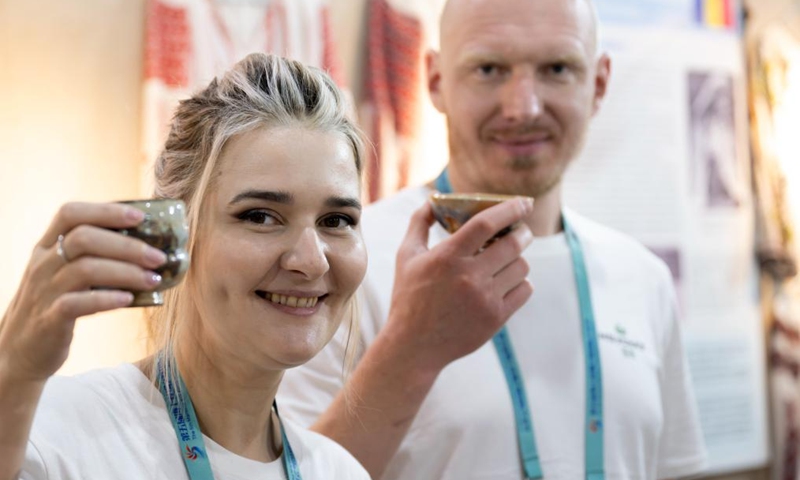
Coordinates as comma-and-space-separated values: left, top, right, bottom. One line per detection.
156, 357, 302, 480
434, 169, 604, 480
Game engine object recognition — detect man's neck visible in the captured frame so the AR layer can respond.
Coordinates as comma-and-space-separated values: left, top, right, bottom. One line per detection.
143, 319, 284, 462
522, 185, 563, 237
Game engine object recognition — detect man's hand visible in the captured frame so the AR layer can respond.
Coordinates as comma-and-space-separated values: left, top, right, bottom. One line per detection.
385, 197, 535, 374
313, 197, 535, 478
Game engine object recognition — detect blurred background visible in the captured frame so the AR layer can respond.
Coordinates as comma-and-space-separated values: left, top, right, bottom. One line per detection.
1, 0, 799, 478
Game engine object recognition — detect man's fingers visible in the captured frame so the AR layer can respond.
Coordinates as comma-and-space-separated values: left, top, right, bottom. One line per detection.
38, 202, 145, 248
493, 257, 530, 296
397, 202, 435, 261
449, 197, 533, 256
478, 224, 534, 274
502, 280, 535, 318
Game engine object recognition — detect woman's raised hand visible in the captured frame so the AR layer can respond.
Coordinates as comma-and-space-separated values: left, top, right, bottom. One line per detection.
0, 202, 167, 384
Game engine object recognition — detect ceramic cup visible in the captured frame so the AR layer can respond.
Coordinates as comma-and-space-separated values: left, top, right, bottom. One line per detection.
428, 192, 533, 243
115, 199, 190, 307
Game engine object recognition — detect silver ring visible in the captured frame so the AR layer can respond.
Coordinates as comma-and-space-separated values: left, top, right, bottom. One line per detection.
56, 234, 70, 263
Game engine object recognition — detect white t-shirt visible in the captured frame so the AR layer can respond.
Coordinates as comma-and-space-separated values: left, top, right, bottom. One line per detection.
21, 363, 370, 480
278, 185, 708, 480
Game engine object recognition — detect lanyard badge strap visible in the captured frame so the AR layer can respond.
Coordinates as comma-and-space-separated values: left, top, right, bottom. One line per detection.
564, 222, 605, 480
433, 168, 604, 480
493, 328, 544, 479
157, 356, 303, 480
158, 357, 216, 480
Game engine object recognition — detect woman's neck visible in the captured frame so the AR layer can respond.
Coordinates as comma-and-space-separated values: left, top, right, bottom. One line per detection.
139, 321, 284, 462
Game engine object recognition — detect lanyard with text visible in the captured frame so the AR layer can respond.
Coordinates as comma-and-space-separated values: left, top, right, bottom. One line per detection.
434, 169, 604, 480
156, 356, 302, 480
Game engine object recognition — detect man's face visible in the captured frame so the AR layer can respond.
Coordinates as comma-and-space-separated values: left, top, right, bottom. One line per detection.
429, 0, 610, 197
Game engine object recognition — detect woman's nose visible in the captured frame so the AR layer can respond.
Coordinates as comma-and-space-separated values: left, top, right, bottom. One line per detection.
279, 227, 330, 279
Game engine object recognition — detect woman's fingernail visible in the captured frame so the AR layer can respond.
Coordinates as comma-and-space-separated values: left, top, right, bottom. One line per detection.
125, 207, 145, 222
145, 272, 162, 286
144, 247, 167, 266
115, 292, 134, 306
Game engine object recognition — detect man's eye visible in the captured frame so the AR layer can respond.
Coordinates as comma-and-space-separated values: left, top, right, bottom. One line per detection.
549, 63, 569, 75
320, 214, 354, 229
477, 64, 500, 76
239, 210, 277, 225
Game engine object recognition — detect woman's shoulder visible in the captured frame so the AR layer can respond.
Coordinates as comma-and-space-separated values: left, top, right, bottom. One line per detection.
281, 416, 371, 479
24, 363, 174, 478
37, 363, 156, 414
32, 363, 163, 444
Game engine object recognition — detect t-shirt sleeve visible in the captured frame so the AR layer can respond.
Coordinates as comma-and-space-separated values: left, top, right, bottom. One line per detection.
655, 283, 708, 479
18, 441, 48, 480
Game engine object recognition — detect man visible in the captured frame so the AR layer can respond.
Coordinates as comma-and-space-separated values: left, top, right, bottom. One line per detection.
279, 0, 708, 478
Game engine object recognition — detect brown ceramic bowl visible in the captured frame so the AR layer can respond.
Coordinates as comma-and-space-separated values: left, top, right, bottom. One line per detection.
429, 192, 532, 234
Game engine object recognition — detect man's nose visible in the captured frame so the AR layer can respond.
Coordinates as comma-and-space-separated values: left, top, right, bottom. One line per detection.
500, 71, 542, 122
280, 227, 330, 279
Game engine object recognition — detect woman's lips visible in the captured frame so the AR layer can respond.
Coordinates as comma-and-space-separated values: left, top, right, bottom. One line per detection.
255, 290, 328, 316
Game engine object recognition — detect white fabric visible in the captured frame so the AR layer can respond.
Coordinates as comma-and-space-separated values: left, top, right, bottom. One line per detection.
142, 0, 339, 164
278, 185, 708, 480
21, 363, 369, 480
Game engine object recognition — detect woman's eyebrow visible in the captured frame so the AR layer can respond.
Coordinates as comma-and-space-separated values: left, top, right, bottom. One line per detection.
229, 189, 293, 205
326, 196, 362, 211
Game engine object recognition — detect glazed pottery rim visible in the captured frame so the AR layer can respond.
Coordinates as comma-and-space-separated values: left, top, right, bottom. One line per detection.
430, 192, 527, 202
117, 198, 184, 205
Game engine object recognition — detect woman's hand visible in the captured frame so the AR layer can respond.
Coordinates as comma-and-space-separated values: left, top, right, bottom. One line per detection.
0, 202, 168, 384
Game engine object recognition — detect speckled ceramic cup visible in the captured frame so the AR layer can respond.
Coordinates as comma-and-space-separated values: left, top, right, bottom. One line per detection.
115, 199, 190, 307
428, 192, 533, 243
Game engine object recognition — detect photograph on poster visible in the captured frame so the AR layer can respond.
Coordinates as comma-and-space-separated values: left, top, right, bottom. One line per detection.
688, 71, 743, 209
647, 246, 683, 306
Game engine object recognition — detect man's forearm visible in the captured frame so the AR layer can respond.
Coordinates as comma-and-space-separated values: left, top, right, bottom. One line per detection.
311, 324, 441, 479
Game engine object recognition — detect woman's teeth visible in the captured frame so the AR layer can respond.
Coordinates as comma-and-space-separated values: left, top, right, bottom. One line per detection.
267, 293, 319, 308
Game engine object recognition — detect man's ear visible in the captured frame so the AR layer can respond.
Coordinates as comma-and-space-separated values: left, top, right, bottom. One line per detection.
592, 53, 611, 116
427, 50, 445, 113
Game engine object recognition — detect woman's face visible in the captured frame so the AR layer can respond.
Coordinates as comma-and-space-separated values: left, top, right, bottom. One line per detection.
188, 125, 366, 370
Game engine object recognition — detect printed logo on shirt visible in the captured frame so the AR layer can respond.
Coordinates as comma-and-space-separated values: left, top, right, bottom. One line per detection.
599, 324, 645, 359
589, 419, 602, 433
185, 445, 206, 461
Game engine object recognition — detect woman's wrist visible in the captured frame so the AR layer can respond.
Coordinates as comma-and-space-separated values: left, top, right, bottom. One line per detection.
0, 351, 48, 396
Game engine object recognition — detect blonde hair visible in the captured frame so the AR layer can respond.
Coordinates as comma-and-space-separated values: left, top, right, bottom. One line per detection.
147, 53, 365, 383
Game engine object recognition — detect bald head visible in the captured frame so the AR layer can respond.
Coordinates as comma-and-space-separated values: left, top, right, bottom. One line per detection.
439, 0, 600, 58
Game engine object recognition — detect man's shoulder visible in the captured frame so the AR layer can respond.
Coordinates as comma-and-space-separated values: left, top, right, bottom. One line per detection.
565, 208, 673, 282
362, 185, 430, 249
364, 185, 429, 221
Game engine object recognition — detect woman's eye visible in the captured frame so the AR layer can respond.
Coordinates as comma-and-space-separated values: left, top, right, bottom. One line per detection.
239, 210, 277, 225
320, 214, 355, 229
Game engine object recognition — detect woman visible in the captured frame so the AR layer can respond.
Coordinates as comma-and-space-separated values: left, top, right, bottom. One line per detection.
0, 53, 371, 479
